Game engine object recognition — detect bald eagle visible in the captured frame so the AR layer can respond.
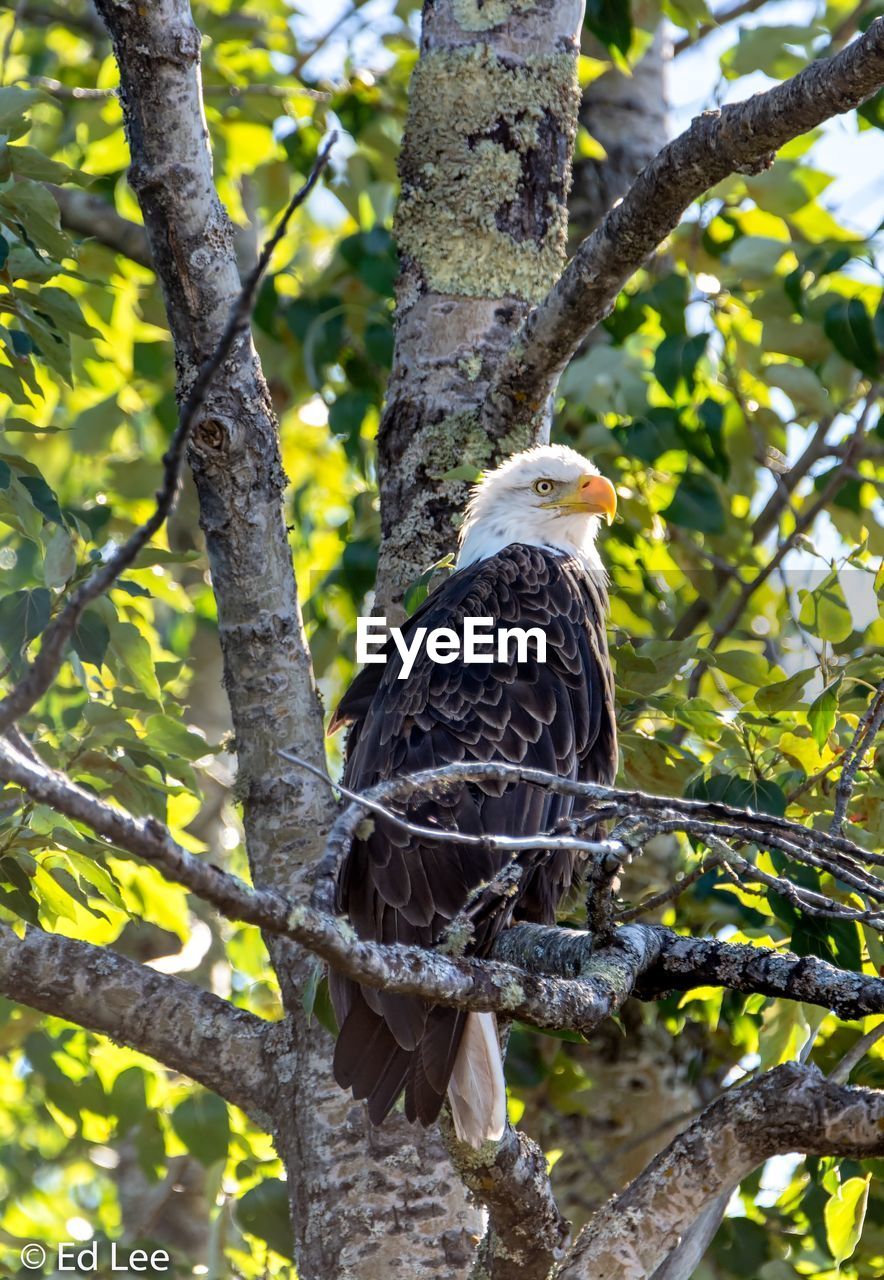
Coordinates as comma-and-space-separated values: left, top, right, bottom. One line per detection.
329, 445, 618, 1146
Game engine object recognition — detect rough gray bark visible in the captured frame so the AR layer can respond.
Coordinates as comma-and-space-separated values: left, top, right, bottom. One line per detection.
557, 1063, 884, 1280
0, 922, 273, 1124
373, 0, 585, 617
86, 4, 478, 1276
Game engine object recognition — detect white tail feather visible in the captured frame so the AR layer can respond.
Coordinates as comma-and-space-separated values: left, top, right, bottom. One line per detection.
447, 1011, 506, 1147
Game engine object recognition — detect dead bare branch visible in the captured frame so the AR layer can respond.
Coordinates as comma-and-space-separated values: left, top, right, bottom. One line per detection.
832, 677, 884, 834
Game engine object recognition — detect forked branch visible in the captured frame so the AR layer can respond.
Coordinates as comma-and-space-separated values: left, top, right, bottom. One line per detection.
484, 19, 884, 437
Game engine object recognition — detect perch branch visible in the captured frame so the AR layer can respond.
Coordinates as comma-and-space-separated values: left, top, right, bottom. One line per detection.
4, 742, 884, 1034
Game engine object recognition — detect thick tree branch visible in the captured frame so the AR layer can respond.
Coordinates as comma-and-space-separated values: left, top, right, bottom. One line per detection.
483, 18, 884, 438
0, 735, 669, 1033
633, 930, 884, 1020
0, 922, 274, 1123
49, 185, 154, 268
0, 139, 333, 737
556, 1063, 884, 1280
5, 740, 884, 1034
444, 1118, 569, 1280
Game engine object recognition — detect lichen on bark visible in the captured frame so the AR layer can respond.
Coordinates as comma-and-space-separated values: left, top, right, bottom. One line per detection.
452, 0, 540, 33
396, 45, 579, 302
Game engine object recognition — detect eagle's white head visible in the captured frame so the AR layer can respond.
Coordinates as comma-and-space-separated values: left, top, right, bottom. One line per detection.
457, 444, 617, 573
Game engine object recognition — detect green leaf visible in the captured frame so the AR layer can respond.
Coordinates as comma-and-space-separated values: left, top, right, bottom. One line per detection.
714, 650, 772, 686
0, 475, 44, 542
616, 637, 698, 696
0, 86, 42, 137
584, 0, 633, 54
662, 471, 726, 535
71, 608, 111, 667
0, 180, 73, 263
798, 578, 854, 643
42, 525, 77, 588
655, 332, 709, 399
144, 714, 210, 760
0, 588, 50, 667
687, 771, 787, 817
235, 1179, 294, 1259
19, 473, 63, 525
170, 1091, 230, 1167
108, 621, 163, 703
3, 145, 88, 185
825, 1175, 870, 1268
807, 676, 841, 749
30, 287, 100, 340
824, 297, 880, 378
754, 666, 816, 715
722, 24, 821, 79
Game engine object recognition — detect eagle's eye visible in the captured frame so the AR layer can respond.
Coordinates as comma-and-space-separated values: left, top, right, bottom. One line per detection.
533, 478, 555, 496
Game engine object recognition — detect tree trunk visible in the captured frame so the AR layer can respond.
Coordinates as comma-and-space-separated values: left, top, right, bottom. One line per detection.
374, 0, 585, 618
91, 3, 480, 1275
571, 18, 668, 239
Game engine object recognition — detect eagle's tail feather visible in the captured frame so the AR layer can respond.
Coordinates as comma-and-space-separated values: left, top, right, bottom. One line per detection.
447, 1011, 506, 1148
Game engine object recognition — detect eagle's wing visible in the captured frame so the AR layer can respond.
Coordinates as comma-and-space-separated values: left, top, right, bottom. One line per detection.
330, 543, 616, 1131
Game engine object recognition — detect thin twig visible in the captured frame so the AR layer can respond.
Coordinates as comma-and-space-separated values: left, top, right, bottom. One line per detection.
280, 750, 624, 922
673, 0, 769, 56
24, 75, 329, 102
616, 853, 725, 923
686, 392, 878, 697
832, 677, 884, 834
0, 134, 336, 734
829, 1019, 884, 1084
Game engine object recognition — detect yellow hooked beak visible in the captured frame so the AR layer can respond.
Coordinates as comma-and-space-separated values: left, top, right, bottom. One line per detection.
555, 473, 617, 525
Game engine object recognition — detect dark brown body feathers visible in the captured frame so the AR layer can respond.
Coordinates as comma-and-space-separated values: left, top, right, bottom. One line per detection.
330, 544, 617, 1127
